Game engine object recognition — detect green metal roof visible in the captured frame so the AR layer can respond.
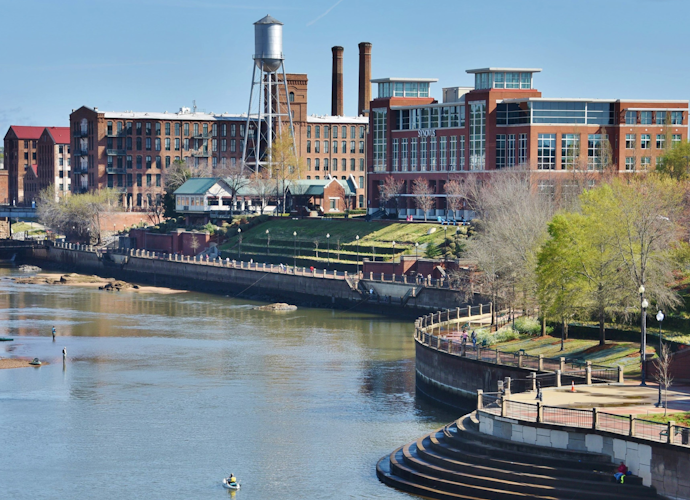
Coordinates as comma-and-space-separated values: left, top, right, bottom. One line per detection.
173, 178, 220, 195
287, 178, 356, 197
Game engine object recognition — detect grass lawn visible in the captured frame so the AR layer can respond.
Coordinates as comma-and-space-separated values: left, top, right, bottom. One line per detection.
219, 218, 466, 254
640, 412, 690, 427
490, 334, 647, 373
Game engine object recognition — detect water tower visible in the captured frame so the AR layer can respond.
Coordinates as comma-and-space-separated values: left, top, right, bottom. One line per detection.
242, 15, 296, 173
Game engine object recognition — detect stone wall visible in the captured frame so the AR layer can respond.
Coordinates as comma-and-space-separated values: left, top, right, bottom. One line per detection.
477, 410, 690, 499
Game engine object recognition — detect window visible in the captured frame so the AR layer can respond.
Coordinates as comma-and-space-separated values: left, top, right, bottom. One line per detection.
402, 138, 409, 170
165, 123, 171, 135
146, 123, 152, 135
538, 180, 556, 200
289, 92, 294, 103
315, 126, 320, 138
146, 174, 152, 187
324, 141, 329, 154
656, 134, 666, 149
136, 123, 142, 135
342, 158, 347, 170
350, 126, 356, 139
156, 174, 161, 187
212, 124, 217, 136
450, 137, 457, 170
507, 134, 516, 168
518, 134, 528, 165
625, 157, 636, 171
306, 141, 311, 154
155, 138, 161, 151
626, 134, 636, 149
175, 123, 180, 135
640, 134, 651, 149
136, 174, 142, 187
136, 156, 142, 169
640, 111, 653, 125
307, 158, 311, 171
342, 141, 346, 153
359, 126, 365, 139
127, 122, 133, 134
656, 111, 667, 125
306, 126, 311, 139
324, 126, 330, 139
641, 157, 651, 170
359, 141, 364, 154
221, 139, 227, 152
212, 139, 217, 152
165, 156, 170, 168
230, 140, 236, 153
107, 121, 113, 135
440, 137, 447, 169
231, 124, 236, 137
351, 158, 356, 171
329, 199, 336, 210
126, 137, 132, 150
315, 159, 320, 171
587, 134, 609, 170
175, 138, 180, 151
156, 156, 161, 169
221, 124, 227, 136
561, 134, 580, 169
469, 101, 486, 170
324, 158, 329, 170
146, 138, 152, 150
333, 141, 338, 154
146, 156, 152, 168
671, 111, 683, 125
240, 125, 245, 137
342, 126, 347, 138
350, 141, 355, 154
393, 139, 399, 170
127, 174, 132, 187
357, 176, 363, 189
184, 139, 189, 151
126, 156, 132, 169
155, 123, 161, 135
203, 124, 208, 136
193, 124, 199, 136
496, 134, 506, 169
672, 134, 682, 146
537, 134, 556, 170
625, 110, 637, 125
315, 141, 320, 154
411, 138, 418, 170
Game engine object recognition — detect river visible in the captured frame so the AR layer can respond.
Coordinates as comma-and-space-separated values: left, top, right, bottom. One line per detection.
0, 269, 455, 499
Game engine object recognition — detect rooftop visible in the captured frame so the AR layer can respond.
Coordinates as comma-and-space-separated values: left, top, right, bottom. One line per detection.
371, 77, 439, 84
102, 109, 247, 121
306, 115, 368, 124
45, 127, 70, 144
8, 126, 46, 140
466, 67, 542, 74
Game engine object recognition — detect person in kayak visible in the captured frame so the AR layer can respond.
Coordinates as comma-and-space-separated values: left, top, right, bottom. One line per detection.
228, 473, 237, 484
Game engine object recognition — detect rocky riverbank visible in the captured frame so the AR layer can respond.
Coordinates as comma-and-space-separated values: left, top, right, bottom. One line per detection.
10, 273, 184, 294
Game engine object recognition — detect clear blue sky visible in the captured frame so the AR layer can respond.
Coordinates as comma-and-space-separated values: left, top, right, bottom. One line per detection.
1, 0, 688, 135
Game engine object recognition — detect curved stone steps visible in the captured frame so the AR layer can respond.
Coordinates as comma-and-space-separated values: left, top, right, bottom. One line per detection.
415, 433, 655, 500
389, 446, 559, 500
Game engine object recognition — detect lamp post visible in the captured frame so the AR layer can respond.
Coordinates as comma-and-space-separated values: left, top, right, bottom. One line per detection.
326, 233, 330, 267
293, 231, 297, 270
266, 229, 270, 255
444, 226, 448, 260
237, 227, 242, 259
655, 310, 665, 407
639, 284, 648, 386
355, 235, 360, 276
392, 241, 396, 263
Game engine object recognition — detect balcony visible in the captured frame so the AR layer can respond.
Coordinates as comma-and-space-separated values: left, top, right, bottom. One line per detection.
73, 148, 89, 156
192, 132, 212, 139
191, 150, 211, 157
73, 167, 88, 175
105, 130, 126, 138
106, 149, 126, 156
74, 130, 88, 138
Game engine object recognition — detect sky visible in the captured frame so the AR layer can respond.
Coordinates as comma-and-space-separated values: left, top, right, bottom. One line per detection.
1, 0, 689, 136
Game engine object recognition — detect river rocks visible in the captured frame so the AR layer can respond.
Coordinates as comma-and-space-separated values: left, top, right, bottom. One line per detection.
99, 280, 133, 292
18, 265, 41, 272
253, 303, 297, 311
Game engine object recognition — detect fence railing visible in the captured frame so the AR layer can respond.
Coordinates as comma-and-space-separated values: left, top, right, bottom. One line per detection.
477, 390, 690, 448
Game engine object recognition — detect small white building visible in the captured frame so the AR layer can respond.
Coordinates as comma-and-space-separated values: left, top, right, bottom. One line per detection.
174, 178, 235, 214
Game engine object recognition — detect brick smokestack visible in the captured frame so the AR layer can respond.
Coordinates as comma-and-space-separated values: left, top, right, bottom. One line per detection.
331, 46, 344, 116
358, 42, 372, 117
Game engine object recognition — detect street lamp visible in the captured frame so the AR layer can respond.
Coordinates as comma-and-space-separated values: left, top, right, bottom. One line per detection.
415, 241, 419, 261
655, 310, 665, 408
392, 241, 396, 263
444, 226, 448, 260
237, 227, 242, 259
293, 231, 297, 270
266, 229, 270, 255
355, 235, 360, 276
639, 284, 648, 386
326, 233, 330, 267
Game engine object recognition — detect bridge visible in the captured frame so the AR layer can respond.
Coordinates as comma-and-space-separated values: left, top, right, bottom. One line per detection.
0, 206, 37, 218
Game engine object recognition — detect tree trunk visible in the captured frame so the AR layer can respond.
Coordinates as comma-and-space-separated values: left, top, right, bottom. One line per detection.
541, 315, 546, 336
599, 310, 606, 346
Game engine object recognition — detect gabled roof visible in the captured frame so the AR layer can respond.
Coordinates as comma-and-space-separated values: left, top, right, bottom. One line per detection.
46, 127, 70, 144
25, 164, 38, 178
287, 177, 356, 197
255, 14, 283, 25
8, 126, 45, 140
174, 177, 223, 195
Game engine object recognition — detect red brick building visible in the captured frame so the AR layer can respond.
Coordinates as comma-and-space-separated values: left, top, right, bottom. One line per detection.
366, 69, 689, 218
69, 106, 248, 209
3, 125, 45, 205
29, 127, 71, 204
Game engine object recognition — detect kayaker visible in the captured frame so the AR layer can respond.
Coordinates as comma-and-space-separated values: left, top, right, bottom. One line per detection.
229, 473, 237, 484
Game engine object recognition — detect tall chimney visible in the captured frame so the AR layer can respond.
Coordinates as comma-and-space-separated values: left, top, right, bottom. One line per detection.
358, 42, 372, 117
331, 46, 344, 116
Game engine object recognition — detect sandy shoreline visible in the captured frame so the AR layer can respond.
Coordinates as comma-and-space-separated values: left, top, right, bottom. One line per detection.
11, 272, 185, 295
0, 358, 47, 369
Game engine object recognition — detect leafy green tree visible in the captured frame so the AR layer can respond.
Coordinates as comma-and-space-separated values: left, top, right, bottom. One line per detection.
424, 243, 440, 258
656, 140, 690, 180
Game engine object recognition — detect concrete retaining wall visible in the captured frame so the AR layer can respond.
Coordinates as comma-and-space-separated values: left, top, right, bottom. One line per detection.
415, 340, 536, 410
477, 410, 689, 498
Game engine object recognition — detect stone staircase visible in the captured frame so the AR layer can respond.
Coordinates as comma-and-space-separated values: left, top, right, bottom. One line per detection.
377, 413, 660, 500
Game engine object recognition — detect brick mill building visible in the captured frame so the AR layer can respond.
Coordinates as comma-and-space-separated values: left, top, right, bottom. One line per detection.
4, 125, 44, 205
365, 68, 689, 218
28, 126, 71, 204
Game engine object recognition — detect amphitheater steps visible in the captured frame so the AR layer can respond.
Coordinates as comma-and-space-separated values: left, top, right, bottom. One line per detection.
376, 413, 660, 500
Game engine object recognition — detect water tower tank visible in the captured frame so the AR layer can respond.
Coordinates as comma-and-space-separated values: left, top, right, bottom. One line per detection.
254, 15, 284, 72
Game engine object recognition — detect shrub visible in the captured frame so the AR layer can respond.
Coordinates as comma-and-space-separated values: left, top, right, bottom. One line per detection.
513, 316, 553, 336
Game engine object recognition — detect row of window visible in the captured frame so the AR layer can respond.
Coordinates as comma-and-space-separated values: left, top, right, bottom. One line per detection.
306, 141, 364, 154
377, 81, 430, 98
624, 110, 683, 126
306, 158, 365, 172
625, 133, 683, 149
105, 121, 246, 137
104, 137, 242, 154
474, 72, 532, 90
496, 101, 615, 126
306, 125, 365, 139
106, 173, 161, 188
394, 106, 465, 130
391, 136, 467, 172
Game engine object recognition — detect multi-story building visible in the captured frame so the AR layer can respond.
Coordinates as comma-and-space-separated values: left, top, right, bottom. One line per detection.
3, 125, 45, 205
279, 73, 368, 209
30, 127, 71, 204
69, 106, 248, 209
366, 68, 689, 217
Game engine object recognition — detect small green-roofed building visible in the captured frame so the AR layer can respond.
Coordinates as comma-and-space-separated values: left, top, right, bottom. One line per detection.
286, 176, 357, 213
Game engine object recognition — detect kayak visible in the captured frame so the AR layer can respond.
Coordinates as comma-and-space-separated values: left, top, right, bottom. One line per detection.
0, 337, 13, 342
222, 478, 240, 490
29, 358, 42, 366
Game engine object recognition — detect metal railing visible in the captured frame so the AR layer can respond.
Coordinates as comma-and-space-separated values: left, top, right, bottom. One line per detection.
478, 391, 690, 448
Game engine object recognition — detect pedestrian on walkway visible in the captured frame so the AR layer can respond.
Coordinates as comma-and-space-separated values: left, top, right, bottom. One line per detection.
471, 330, 477, 349
52, 326, 56, 341
62, 347, 67, 361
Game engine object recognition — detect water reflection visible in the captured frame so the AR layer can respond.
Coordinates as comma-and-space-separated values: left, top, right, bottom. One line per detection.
0, 269, 455, 499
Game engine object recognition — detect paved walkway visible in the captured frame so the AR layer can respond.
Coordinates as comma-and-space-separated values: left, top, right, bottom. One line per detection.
509, 381, 690, 416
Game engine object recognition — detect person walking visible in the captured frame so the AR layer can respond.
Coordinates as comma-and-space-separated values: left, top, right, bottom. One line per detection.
471, 330, 477, 349
62, 347, 67, 361
52, 326, 56, 341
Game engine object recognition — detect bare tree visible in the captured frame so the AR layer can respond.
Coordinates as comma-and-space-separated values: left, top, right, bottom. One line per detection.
412, 177, 434, 222
379, 175, 404, 214
144, 189, 165, 225
217, 161, 250, 215
189, 234, 200, 256
248, 169, 274, 214
165, 159, 211, 193
444, 177, 464, 220
313, 239, 320, 259
654, 343, 674, 416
